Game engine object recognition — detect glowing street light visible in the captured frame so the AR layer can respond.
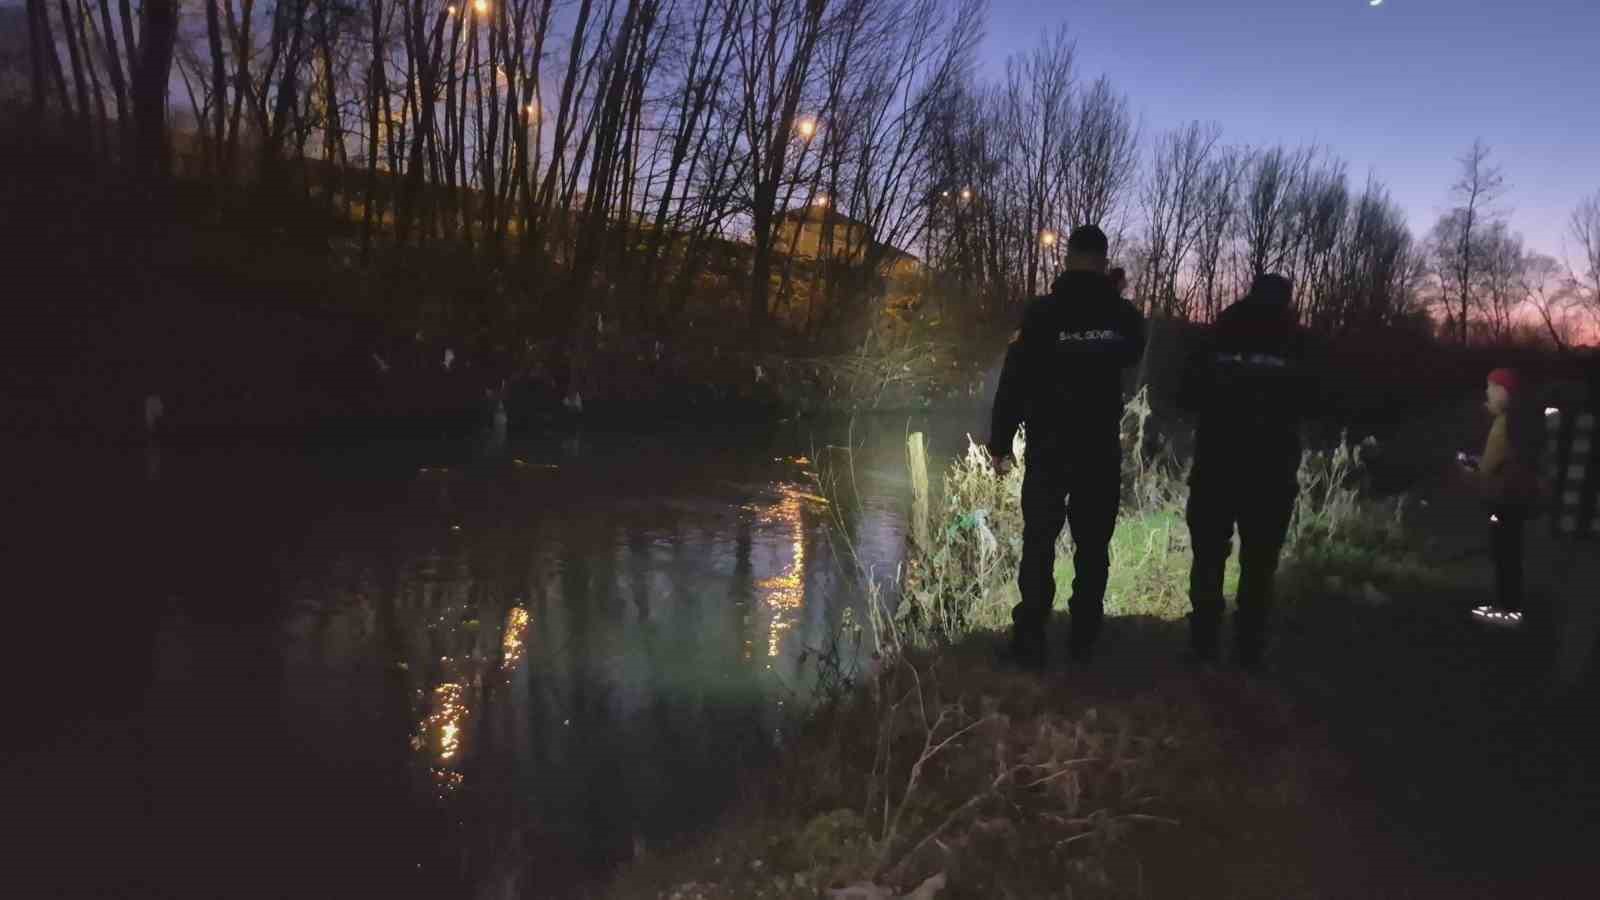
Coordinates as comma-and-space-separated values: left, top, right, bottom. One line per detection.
959, 187, 972, 202
447, 4, 457, 14
813, 194, 829, 208
472, 0, 489, 15
1040, 230, 1057, 247
796, 117, 818, 140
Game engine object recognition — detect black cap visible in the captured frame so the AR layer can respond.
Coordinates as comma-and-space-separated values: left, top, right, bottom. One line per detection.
1249, 273, 1293, 306
1066, 225, 1109, 256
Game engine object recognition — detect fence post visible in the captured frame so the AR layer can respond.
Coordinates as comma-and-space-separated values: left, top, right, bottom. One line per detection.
907, 432, 931, 550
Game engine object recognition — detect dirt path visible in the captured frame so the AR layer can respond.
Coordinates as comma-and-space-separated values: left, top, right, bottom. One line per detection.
1266, 485, 1600, 897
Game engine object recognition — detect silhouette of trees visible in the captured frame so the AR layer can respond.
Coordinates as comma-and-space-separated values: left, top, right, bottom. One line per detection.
1429, 139, 1506, 345
1569, 191, 1600, 332
15, 4, 1557, 350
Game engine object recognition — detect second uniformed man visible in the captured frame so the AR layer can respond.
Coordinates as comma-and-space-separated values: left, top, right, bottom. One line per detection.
1177, 273, 1314, 671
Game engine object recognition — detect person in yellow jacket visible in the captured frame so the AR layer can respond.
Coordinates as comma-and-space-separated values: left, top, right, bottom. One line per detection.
1459, 368, 1545, 627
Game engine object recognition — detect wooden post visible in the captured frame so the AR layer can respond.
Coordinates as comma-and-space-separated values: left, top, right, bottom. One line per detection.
907, 432, 930, 550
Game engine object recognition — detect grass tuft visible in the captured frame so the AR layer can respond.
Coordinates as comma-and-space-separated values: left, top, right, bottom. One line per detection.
882, 390, 1422, 647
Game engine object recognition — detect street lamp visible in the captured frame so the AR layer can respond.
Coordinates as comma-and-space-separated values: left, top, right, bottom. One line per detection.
1040, 230, 1057, 247
796, 117, 818, 141
813, 194, 829, 208
472, 0, 489, 15
959, 187, 972, 202
447, 4, 457, 14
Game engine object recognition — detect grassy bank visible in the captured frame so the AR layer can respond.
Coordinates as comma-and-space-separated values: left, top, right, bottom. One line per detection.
598, 394, 1469, 899
607, 623, 1382, 900
877, 390, 1422, 647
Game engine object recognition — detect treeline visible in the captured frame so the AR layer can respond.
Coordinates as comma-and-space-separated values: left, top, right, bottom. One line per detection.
6, 0, 1597, 351
922, 62, 1430, 338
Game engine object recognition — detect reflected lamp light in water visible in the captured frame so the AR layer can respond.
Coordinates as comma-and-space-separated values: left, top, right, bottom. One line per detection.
414, 679, 472, 798
754, 486, 812, 661
502, 607, 530, 671
429, 683, 467, 761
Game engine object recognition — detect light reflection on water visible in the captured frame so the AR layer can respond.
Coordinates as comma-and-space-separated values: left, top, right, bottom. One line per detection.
122, 417, 981, 897
754, 486, 813, 662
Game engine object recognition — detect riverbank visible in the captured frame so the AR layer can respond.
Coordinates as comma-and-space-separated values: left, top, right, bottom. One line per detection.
603, 617, 1393, 900
603, 566, 1600, 900
595, 418, 1600, 899
4, 132, 1000, 444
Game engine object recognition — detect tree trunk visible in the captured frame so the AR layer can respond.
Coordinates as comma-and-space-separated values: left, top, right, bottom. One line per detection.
57, 0, 94, 145
224, 0, 256, 179
394, 3, 440, 246
204, 0, 228, 181
359, 0, 387, 263
317, 0, 343, 209
261, 0, 309, 190
93, 0, 131, 154
74, 0, 110, 151
25, 0, 70, 124
117, 0, 136, 63
130, 0, 178, 183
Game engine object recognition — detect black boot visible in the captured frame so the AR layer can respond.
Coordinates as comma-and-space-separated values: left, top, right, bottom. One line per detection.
1067, 613, 1102, 665
1234, 611, 1266, 673
1187, 611, 1221, 668
1001, 626, 1049, 671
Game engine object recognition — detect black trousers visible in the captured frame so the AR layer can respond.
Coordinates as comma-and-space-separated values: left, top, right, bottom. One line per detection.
1013, 454, 1122, 644
1489, 507, 1526, 613
1186, 471, 1298, 658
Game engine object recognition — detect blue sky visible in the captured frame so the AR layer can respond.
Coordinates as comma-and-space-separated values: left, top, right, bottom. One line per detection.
981, 0, 1598, 263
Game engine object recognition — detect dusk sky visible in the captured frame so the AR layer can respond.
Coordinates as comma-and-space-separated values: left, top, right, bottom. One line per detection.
981, 0, 1599, 265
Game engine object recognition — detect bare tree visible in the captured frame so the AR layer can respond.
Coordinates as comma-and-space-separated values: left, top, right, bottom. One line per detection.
1190, 146, 1242, 321
824, 0, 981, 321
1525, 251, 1579, 351
733, 0, 830, 345
1478, 222, 1527, 345
1333, 177, 1422, 335
56, 0, 93, 145
1432, 138, 1506, 345
1138, 120, 1220, 318
1240, 144, 1311, 279
1568, 190, 1600, 332
1004, 27, 1074, 297
91, 0, 131, 152
130, 0, 178, 180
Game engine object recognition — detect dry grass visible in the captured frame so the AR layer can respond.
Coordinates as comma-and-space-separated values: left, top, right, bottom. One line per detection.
602, 394, 1438, 900
881, 389, 1417, 648
601, 620, 1366, 900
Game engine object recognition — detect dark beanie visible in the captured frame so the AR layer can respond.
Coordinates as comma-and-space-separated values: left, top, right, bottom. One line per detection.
1067, 225, 1109, 256
1249, 273, 1293, 306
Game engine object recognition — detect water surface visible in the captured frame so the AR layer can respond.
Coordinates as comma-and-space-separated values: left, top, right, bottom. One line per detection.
4, 414, 984, 898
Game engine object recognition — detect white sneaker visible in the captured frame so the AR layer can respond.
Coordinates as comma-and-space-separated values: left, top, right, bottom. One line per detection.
1471, 605, 1524, 628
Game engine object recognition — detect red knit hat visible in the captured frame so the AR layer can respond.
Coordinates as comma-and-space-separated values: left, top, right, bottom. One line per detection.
1487, 368, 1521, 394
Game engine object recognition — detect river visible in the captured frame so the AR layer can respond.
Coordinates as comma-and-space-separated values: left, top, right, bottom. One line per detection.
3, 413, 985, 898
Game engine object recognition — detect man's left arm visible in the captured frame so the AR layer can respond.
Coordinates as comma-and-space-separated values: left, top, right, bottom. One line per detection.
988, 307, 1033, 462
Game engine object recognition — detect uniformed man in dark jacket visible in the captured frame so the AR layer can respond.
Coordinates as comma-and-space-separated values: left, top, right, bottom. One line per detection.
1177, 273, 1314, 670
989, 225, 1146, 668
